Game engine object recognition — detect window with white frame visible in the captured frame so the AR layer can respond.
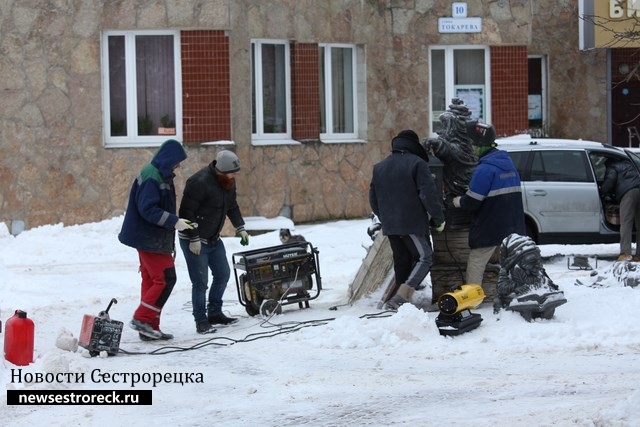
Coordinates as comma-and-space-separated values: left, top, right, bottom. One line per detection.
101, 30, 182, 147
320, 44, 359, 141
429, 46, 490, 137
251, 39, 292, 143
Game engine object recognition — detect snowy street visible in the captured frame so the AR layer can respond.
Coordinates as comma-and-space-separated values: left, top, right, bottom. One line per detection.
1, 217, 639, 426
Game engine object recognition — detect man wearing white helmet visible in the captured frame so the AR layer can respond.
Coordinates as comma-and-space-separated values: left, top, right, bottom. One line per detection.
178, 150, 249, 334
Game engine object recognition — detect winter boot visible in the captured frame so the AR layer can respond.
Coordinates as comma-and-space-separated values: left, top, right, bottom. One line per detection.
196, 321, 217, 334
129, 318, 162, 339
385, 283, 415, 310
208, 313, 239, 325
618, 253, 632, 262
139, 331, 174, 341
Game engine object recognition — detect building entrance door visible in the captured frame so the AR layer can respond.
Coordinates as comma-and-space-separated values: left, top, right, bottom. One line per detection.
612, 79, 640, 148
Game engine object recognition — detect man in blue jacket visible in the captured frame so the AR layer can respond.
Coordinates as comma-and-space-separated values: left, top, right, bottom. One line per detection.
453, 121, 525, 287
119, 139, 194, 340
369, 130, 445, 310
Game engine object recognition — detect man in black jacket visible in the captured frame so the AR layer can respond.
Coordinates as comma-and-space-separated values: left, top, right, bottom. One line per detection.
178, 150, 249, 333
601, 157, 640, 261
369, 130, 445, 310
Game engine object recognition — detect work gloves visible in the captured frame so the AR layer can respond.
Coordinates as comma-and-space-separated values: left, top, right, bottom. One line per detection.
189, 240, 201, 255
429, 218, 445, 233
236, 227, 249, 246
433, 221, 445, 233
175, 218, 196, 231
452, 196, 462, 208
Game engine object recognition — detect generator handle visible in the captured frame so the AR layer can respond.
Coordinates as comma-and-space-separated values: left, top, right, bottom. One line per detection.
311, 244, 322, 292
104, 298, 118, 314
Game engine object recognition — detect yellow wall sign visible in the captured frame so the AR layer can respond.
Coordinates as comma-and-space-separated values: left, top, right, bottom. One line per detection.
586, 0, 640, 48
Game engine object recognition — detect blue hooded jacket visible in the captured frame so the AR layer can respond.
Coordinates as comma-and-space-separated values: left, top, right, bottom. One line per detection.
459, 147, 525, 248
118, 139, 188, 253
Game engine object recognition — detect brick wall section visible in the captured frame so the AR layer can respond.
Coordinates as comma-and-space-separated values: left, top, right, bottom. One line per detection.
181, 30, 231, 144
291, 43, 321, 141
490, 46, 529, 136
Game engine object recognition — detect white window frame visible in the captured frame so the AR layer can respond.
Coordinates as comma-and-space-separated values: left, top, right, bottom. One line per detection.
101, 30, 182, 148
251, 39, 294, 146
428, 45, 491, 137
320, 43, 360, 143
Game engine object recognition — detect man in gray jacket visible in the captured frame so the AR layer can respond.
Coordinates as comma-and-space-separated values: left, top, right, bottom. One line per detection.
369, 130, 445, 310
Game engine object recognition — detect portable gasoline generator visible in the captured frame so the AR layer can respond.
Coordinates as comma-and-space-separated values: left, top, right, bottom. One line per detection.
233, 241, 322, 316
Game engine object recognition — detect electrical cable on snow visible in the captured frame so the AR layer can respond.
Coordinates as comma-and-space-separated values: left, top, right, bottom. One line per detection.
116, 296, 398, 356
117, 315, 336, 356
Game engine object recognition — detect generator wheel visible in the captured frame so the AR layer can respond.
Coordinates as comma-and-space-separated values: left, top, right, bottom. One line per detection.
245, 302, 260, 317
260, 299, 282, 316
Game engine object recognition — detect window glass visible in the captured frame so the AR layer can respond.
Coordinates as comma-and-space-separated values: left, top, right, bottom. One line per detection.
528, 56, 546, 134
251, 40, 291, 141
251, 46, 256, 134
430, 49, 446, 134
589, 152, 609, 182
103, 31, 180, 147
135, 35, 175, 136
454, 49, 485, 85
320, 44, 357, 140
108, 36, 127, 137
261, 43, 287, 133
530, 151, 590, 182
506, 151, 528, 179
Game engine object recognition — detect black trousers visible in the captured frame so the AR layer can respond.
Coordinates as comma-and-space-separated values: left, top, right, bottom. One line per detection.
387, 234, 433, 289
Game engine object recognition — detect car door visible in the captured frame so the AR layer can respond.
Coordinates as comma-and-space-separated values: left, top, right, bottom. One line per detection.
625, 149, 640, 174
521, 149, 600, 235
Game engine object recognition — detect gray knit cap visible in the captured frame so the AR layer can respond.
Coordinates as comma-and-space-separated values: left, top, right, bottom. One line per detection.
215, 150, 241, 173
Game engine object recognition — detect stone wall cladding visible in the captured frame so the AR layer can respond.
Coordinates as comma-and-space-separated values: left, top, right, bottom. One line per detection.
0, 0, 607, 231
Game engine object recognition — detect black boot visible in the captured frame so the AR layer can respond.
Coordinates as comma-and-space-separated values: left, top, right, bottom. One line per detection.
208, 313, 239, 325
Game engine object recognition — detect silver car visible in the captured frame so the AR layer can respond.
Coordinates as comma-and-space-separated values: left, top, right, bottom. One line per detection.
497, 137, 640, 244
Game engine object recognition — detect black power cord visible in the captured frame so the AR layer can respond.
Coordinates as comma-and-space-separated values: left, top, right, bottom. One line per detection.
116, 316, 336, 356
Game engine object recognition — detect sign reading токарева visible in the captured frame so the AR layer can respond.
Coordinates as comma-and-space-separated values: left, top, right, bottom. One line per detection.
438, 17, 482, 34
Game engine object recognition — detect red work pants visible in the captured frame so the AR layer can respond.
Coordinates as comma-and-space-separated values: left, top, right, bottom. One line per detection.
133, 250, 177, 330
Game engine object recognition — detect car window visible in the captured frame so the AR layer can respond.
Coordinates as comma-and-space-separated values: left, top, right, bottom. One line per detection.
506, 151, 527, 179
529, 150, 591, 182
588, 152, 609, 181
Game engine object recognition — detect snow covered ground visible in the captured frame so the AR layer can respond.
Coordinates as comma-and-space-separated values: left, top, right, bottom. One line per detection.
1, 217, 640, 426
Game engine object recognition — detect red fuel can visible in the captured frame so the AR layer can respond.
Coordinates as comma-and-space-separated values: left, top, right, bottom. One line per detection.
4, 310, 34, 366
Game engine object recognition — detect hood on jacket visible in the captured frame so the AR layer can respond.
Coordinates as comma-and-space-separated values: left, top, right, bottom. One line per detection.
151, 139, 188, 178
391, 130, 429, 163
479, 148, 516, 172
